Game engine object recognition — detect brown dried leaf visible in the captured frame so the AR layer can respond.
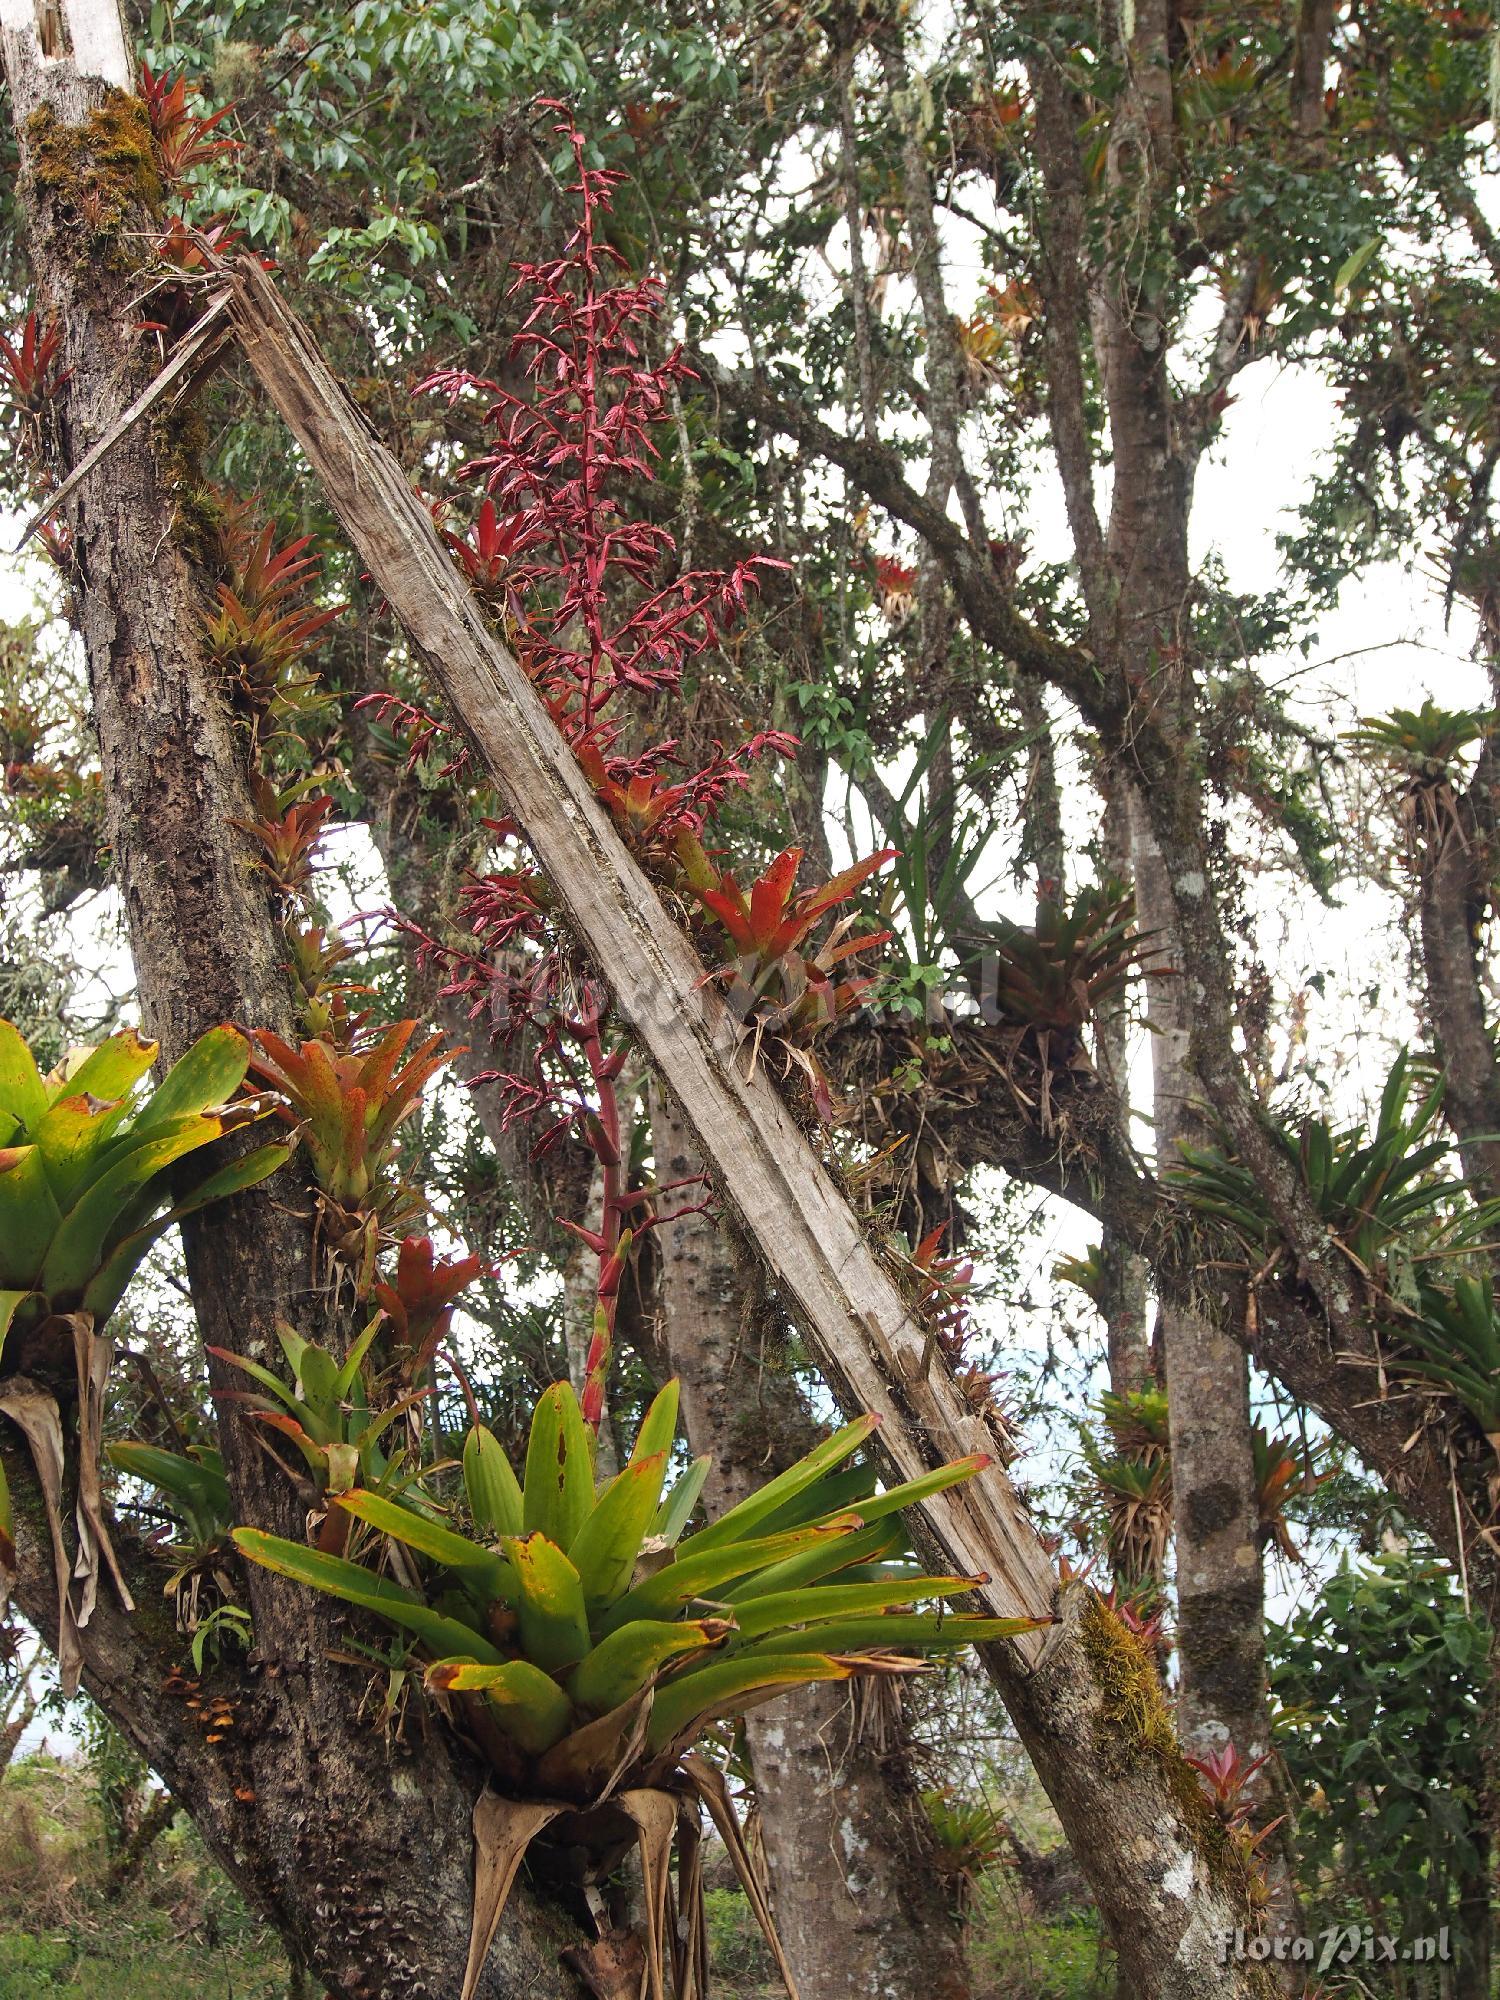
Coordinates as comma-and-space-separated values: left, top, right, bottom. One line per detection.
616, 1789, 679, 2000
0, 1377, 82, 1693
461, 1790, 565, 2000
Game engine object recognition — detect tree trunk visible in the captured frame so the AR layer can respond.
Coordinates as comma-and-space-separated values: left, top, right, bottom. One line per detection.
1097, 796, 1157, 1404
0, 19, 585, 1996
1126, 803, 1267, 1768
105, 1788, 176, 1896
651, 1083, 971, 2000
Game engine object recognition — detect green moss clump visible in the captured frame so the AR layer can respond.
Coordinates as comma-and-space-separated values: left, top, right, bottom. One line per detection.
1082, 1592, 1184, 1753
152, 404, 229, 575
1078, 1593, 1284, 1987
25, 92, 164, 257
169, 481, 230, 575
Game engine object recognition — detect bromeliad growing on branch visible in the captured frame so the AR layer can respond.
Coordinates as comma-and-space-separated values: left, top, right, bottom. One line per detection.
247, 1020, 454, 1294
212, 1317, 425, 1547
680, 841, 896, 1118
0, 1020, 287, 1358
202, 513, 341, 721
236, 1377, 1036, 1998
0, 1018, 287, 1687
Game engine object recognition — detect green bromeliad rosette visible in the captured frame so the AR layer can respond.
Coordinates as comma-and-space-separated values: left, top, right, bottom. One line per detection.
0, 1019, 289, 1355
236, 1378, 1042, 1998
0, 1018, 288, 1689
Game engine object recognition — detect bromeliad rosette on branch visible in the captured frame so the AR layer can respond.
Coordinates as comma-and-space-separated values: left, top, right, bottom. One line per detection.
0, 1019, 288, 1686
236, 1379, 1039, 1999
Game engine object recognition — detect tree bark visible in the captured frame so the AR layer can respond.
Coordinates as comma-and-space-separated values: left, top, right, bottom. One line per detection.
651, 1083, 971, 2000
1044, 0, 1273, 1784
0, 19, 585, 1995
1125, 804, 1266, 1770
1416, 736, 1500, 1207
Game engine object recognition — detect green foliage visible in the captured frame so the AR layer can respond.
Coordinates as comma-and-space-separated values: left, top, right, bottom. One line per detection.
235, 1379, 1031, 1795
1097, 1388, 1170, 1462
965, 1872, 1108, 2000
1052, 1244, 1106, 1310
922, 1785, 1007, 1902
105, 1441, 231, 1553
1270, 1553, 1490, 1980
871, 713, 998, 968
0, 1020, 289, 1351
1167, 1050, 1470, 1273
1080, 1445, 1172, 1589
701, 1886, 775, 1990
1347, 699, 1491, 783
209, 1317, 421, 1517
0, 1753, 288, 2000
1398, 1274, 1500, 1436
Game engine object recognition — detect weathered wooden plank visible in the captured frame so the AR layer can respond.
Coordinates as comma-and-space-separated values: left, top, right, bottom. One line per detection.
224, 254, 1059, 1649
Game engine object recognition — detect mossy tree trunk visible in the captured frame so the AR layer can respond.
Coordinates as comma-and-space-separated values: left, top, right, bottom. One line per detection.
1126, 804, 1267, 1772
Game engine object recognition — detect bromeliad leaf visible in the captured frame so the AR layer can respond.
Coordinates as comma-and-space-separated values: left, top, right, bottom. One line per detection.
0, 1019, 284, 1343
231, 1528, 506, 1663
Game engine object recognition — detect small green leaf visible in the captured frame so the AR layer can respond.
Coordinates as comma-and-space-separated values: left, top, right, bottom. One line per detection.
802, 1454, 993, 1535
0, 1290, 34, 1366
107, 1441, 231, 1516
1333, 236, 1381, 298
742, 1612, 1030, 1655
653, 1456, 710, 1546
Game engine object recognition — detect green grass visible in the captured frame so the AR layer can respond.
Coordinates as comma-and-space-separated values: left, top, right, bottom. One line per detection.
966, 1874, 1110, 2000
0, 1755, 291, 2000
